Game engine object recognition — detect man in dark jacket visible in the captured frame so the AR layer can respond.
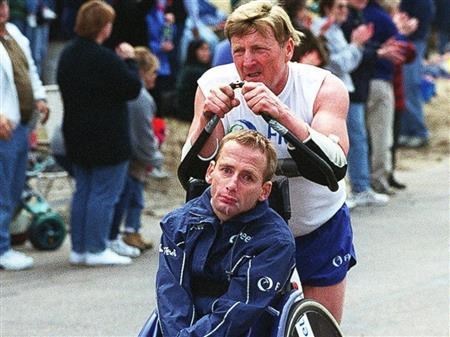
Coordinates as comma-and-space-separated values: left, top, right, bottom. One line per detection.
156, 130, 296, 337
57, 1, 141, 266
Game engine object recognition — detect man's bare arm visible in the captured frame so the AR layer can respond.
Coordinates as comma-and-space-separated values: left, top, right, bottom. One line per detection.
311, 73, 350, 155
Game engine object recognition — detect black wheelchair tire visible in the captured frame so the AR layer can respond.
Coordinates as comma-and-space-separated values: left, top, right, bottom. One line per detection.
285, 299, 344, 337
28, 213, 66, 251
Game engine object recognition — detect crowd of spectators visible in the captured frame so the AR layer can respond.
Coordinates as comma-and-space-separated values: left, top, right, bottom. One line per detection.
2, 0, 448, 270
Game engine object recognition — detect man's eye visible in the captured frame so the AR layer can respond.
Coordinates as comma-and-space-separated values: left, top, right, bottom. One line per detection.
242, 174, 254, 183
221, 167, 232, 175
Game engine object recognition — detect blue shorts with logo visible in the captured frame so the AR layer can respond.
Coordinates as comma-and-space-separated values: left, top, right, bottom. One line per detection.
295, 203, 356, 287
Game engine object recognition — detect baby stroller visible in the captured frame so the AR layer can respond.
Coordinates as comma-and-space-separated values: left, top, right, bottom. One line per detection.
139, 82, 344, 337
10, 152, 67, 251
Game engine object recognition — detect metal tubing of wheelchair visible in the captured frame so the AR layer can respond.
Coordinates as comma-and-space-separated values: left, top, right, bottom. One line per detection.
177, 80, 339, 192
177, 115, 220, 190
261, 114, 339, 192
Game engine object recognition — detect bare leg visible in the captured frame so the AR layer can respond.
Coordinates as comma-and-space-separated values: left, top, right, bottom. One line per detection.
302, 277, 347, 324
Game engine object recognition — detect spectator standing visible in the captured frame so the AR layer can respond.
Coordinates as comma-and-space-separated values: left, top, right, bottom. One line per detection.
179, 0, 226, 64
109, 46, 164, 256
0, 0, 49, 270
280, 0, 329, 67
311, 0, 373, 93
60, 0, 83, 40
175, 39, 211, 121
363, 0, 403, 195
57, 0, 142, 266
146, 0, 175, 116
432, 0, 449, 55
388, 2, 417, 189
341, 0, 399, 207
8, 0, 57, 76
398, 0, 435, 148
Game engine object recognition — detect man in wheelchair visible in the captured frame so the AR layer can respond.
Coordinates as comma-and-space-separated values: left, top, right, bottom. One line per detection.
155, 130, 296, 337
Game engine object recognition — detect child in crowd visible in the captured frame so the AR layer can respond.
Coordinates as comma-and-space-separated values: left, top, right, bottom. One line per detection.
175, 39, 212, 121
108, 47, 164, 257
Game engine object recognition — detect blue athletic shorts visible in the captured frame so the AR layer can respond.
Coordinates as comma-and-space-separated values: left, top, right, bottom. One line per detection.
294, 203, 356, 287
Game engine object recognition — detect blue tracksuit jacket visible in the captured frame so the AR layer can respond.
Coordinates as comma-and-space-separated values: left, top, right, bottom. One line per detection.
156, 188, 296, 337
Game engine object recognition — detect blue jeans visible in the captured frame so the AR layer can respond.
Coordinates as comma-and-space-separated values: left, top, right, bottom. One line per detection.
346, 103, 370, 193
0, 125, 29, 255
109, 175, 145, 240
400, 39, 429, 139
70, 161, 128, 253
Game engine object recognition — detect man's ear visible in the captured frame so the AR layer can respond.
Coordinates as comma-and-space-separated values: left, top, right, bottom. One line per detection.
258, 181, 272, 202
285, 38, 295, 62
205, 160, 215, 184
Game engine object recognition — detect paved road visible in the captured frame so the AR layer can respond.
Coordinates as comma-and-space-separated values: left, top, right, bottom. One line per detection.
1, 161, 448, 337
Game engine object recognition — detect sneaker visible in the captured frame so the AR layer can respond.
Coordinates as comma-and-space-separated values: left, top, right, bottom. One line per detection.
108, 238, 140, 258
69, 251, 86, 265
26, 14, 37, 28
0, 249, 34, 270
123, 233, 153, 251
149, 167, 169, 179
398, 135, 428, 148
347, 189, 390, 208
85, 248, 132, 266
41, 7, 57, 20
404, 136, 428, 148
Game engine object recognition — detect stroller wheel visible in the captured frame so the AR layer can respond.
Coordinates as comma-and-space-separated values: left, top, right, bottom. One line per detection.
285, 299, 343, 337
29, 212, 66, 251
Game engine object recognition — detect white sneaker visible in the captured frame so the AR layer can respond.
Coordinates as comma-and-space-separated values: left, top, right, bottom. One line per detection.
347, 189, 390, 209
42, 7, 57, 20
0, 249, 34, 270
69, 251, 86, 265
85, 248, 132, 266
108, 238, 140, 258
26, 14, 37, 28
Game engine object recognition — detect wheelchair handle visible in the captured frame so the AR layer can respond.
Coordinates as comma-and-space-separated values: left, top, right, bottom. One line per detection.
177, 81, 339, 192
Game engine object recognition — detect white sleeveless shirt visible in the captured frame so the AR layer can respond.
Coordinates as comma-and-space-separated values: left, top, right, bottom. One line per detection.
198, 62, 346, 236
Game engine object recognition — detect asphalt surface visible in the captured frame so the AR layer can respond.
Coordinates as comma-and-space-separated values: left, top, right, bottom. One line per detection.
1, 160, 448, 337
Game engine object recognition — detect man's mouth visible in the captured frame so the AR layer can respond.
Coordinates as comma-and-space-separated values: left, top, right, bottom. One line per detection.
245, 72, 262, 79
218, 194, 238, 205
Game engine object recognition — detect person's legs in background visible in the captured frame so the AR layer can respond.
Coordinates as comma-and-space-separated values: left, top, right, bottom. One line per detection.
0, 125, 33, 270
69, 165, 91, 260
70, 161, 132, 266
122, 176, 153, 251
399, 39, 429, 147
389, 109, 407, 189
84, 161, 128, 253
108, 175, 140, 258
346, 102, 389, 208
366, 79, 395, 195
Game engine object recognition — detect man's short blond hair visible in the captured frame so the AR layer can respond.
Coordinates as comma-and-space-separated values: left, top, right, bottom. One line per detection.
224, 0, 302, 47
217, 130, 278, 182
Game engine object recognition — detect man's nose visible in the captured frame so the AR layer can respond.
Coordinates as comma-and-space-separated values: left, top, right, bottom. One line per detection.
242, 50, 255, 66
225, 175, 238, 191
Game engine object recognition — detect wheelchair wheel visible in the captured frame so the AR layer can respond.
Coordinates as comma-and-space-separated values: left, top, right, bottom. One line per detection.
285, 299, 343, 337
28, 212, 66, 251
